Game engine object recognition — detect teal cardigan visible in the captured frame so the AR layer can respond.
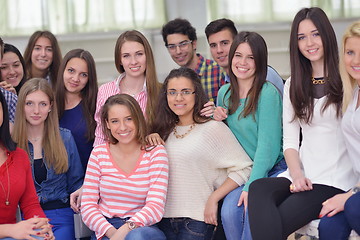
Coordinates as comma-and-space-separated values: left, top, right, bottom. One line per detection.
217, 82, 283, 191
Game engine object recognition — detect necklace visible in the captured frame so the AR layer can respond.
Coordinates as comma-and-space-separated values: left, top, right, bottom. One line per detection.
0, 160, 10, 206
312, 77, 325, 85
173, 123, 196, 139
28, 137, 41, 142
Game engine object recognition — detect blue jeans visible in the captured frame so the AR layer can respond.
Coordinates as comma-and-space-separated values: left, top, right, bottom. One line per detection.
91, 217, 166, 240
221, 158, 287, 240
158, 218, 215, 240
319, 192, 360, 240
44, 207, 76, 240
0, 234, 43, 240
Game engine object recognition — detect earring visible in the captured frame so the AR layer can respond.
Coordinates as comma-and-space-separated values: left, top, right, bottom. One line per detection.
48, 109, 51, 112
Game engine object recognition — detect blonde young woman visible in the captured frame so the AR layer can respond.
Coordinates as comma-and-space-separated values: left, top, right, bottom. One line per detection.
318, 20, 360, 240
12, 78, 83, 240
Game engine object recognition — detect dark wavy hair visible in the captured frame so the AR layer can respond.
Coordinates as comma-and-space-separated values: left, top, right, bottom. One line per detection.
151, 67, 209, 141
224, 31, 268, 118
3, 43, 27, 93
161, 18, 197, 46
0, 91, 17, 151
289, 7, 342, 123
55, 49, 98, 141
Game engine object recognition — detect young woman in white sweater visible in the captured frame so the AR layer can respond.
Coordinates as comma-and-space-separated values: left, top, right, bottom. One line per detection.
148, 67, 252, 240
247, 7, 357, 240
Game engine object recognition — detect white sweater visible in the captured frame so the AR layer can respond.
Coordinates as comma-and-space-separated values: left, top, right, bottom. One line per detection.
163, 120, 252, 221
278, 79, 357, 191
342, 88, 360, 182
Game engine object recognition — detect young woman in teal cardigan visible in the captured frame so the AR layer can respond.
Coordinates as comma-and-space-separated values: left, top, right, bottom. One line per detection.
213, 31, 284, 240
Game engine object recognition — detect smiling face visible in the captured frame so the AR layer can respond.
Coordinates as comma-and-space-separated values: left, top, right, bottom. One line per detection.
24, 90, 51, 127
106, 104, 137, 145
1, 51, 24, 87
63, 57, 89, 95
31, 37, 53, 73
344, 36, 360, 83
231, 42, 256, 83
166, 33, 196, 67
297, 19, 324, 64
208, 29, 233, 70
167, 76, 195, 125
120, 41, 146, 78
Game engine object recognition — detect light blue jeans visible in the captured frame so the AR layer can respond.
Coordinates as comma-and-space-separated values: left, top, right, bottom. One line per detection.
91, 217, 166, 240
221, 158, 287, 240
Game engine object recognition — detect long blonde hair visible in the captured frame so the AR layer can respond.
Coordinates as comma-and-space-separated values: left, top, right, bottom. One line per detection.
12, 78, 68, 174
341, 21, 360, 112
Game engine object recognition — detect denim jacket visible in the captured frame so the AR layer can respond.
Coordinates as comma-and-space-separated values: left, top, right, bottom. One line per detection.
29, 128, 84, 204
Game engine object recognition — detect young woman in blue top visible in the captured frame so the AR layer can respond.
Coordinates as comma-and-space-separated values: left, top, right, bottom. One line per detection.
55, 49, 98, 172
213, 31, 284, 240
12, 78, 83, 240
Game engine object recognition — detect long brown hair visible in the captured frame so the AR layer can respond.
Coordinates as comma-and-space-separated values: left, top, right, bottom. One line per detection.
151, 67, 209, 141
12, 78, 68, 174
289, 7, 342, 123
114, 30, 161, 127
23, 31, 62, 86
55, 49, 98, 141
225, 31, 268, 118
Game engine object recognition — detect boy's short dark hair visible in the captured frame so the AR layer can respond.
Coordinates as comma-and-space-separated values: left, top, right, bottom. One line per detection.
161, 18, 197, 46
205, 18, 237, 40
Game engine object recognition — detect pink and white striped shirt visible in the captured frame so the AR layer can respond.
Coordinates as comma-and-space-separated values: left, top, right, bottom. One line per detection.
81, 144, 168, 240
94, 73, 148, 146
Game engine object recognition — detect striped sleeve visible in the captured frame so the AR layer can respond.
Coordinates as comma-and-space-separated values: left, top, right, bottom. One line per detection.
129, 145, 169, 226
94, 80, 120, 147
80, 144, 168, 239
81, 145, 112, 239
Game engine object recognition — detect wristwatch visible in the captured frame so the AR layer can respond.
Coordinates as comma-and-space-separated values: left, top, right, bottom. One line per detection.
351, 186, 360, 195
126, 221, 138, 230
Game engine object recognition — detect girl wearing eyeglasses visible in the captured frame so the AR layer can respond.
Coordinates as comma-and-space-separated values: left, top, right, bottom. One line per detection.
148, 67, 252, 240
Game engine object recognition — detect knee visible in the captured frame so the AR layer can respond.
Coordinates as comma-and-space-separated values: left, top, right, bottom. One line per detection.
344, 193, 360, 220
125, 227, 166, 240
221, 188, 243, 220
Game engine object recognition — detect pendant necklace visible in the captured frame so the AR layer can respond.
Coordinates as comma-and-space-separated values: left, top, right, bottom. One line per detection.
0, 160, 10, 206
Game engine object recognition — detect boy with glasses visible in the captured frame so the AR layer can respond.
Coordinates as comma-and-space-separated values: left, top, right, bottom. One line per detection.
161, 18, 226, 103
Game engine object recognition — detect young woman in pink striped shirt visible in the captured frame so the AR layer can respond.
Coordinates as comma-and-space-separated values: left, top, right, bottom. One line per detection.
93, 30, 161, 147
81, 94, 168, 240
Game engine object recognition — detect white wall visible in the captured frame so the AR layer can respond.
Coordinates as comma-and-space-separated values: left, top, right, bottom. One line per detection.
2, 1, 358, 85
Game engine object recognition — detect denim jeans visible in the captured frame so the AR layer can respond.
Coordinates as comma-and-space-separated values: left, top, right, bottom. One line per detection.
91, 217, 166, 240
0, 234, 43, 240
158, 218, 215, 240
221, 158, 287, 240
319, 192, 360, 240
44, 207, 76, 240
